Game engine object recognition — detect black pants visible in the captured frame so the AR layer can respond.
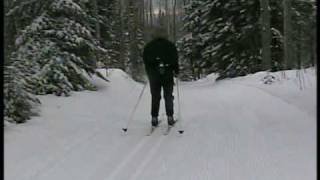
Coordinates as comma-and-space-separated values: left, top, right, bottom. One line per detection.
149, 74, 174, 117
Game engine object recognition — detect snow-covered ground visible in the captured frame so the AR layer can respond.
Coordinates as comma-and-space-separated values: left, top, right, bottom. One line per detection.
5, 68, 316, 180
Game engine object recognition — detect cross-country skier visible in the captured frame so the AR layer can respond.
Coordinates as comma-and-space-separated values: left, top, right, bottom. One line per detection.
143, 27, 179, 127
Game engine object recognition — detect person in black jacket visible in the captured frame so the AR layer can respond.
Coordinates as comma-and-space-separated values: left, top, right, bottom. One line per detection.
143, 27, 179, 127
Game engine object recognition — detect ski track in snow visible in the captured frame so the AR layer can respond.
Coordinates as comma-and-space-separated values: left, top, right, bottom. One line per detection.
25, 125, 106, 180
104, 136, 151, 180
5, 69, 316, 180
128, 135, 166, 180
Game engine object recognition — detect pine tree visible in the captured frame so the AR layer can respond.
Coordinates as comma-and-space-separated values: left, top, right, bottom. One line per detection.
291, 0, 316, 68
179, 0, 207, 80
99, 0, 123, 69
126, 0, 145, 82
4, 0, 46, 123
180, 0, 283, 79
269, 0, 284, 71
4, 64, 40, 124
260, 0, 272, 70
4, 0, 108, 123
200, 0, 262, 79
176, 34, 194, 81
10, 0, 107, 96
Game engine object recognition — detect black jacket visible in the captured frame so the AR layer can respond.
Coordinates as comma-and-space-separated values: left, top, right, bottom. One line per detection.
143, 38, 179, 79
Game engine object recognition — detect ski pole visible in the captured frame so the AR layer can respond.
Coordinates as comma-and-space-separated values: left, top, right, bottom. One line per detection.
176, 77, 184, 134
122, 82, 148, 133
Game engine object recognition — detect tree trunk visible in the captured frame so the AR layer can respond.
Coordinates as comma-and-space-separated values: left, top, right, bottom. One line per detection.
260, 0, 271, 70
173, 0, 177, 42
284, 0, 293, 69
92, 0, 100, 66
165, 0, 169, 35
4, 0, 9, 64
119, 0, 125, 68
311, 27, 316, 67
158, 0, 162, 22
142, 0, 145, 27
145, 0, 149, 25
297, 25, 302, 68
92, 0, 101, 41
149, 0, 153, 26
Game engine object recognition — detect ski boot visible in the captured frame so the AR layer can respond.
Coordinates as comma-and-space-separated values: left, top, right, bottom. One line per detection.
167, 116, 176, 126
151, 117, 159, 127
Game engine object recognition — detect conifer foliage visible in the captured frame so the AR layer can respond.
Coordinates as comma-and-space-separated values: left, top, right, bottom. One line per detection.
179, 0, 315, 80
13, 0, 106, 94
180, 0, 262, 80
4, 0, 107, 123
4, 65, 40, 123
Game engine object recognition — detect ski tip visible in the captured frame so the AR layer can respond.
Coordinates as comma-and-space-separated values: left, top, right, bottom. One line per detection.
122, 128, 128, 132
178, 130, 184, 134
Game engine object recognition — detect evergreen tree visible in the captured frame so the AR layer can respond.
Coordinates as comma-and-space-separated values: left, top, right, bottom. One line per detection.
4, 0, 47, 123
179, 0, 207, 80
127, 0, 145, 82
10, 0, 107, 96
291, 0, 316, 68
99, 0, 123, 69
179, 0, 285, 79
269, 0, 284, 71
4, 64, 40, 124
176, 34, 194, 81
200, 0, 261, 79
4, 0, 108, 123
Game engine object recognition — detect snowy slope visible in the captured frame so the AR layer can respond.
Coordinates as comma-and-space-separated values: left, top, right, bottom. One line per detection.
5, 68, 316, 180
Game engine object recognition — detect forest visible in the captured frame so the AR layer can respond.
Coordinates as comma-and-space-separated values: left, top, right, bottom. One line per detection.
4, 0, 316, 123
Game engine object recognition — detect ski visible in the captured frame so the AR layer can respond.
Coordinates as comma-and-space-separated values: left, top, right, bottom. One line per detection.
163, 119, 178, 135
147, 126, 156, 136
163, 125, 173, 135
146, 120, 162, 136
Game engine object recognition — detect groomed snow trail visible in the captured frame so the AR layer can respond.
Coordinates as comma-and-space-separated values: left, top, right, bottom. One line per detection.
5, 69, 316, 180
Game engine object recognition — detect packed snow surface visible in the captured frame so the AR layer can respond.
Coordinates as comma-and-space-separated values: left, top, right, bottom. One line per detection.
5, 68, 316, 180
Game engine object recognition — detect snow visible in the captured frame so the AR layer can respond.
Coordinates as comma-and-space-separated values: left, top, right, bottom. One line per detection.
5, 68, 316, 180
53, 0, 83, 12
